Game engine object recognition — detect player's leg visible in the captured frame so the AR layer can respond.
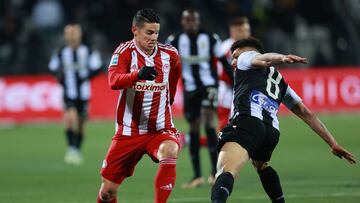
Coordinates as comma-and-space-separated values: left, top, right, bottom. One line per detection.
252, 125, 283, 203
75, 117, 85, 149
63, 100, 79, 164
182, 90, 204, 188
97, 177, 121, 203
202, 106, 218, 183
99, 136, 146, 203
154, 139, 179, 203
252, 161, 284, 203
211, 142, 249, 203
64, 105, 78, 148
73, 101, 88, 151
202, 86, 219, 183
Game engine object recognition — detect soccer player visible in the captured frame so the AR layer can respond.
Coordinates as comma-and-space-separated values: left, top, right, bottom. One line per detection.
211, 37, 356, 203
49, 24, 103, 165
97, 8, 181, 203
167, 8, 233, 188
217, 17, 251, 130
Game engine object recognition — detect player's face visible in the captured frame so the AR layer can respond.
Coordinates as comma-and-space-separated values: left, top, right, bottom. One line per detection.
231, 47, 256, 68
230, 23, 251, 41
64, 25, 82, 48
133, 22, 160, 54
181, 11, 200, 34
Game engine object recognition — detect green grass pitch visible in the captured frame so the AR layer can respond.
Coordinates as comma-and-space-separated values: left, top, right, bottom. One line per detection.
0, 114, 359, 203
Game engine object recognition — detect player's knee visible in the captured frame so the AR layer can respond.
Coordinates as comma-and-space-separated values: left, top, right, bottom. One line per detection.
99, 191, 116, 201
158, 141, 179, 159
251, 160, 269, 171
99, 179, 118, 201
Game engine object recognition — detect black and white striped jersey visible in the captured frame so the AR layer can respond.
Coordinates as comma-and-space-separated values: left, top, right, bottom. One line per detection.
166, 31, 222, 92
233, 51, 302, 130
48, 44, 102, 101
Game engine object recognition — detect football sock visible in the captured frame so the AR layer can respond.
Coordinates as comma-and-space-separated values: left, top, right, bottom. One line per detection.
189, 131, 201, 178
65, 129, 75, 147
74, 132, 84, 150
97, 193, 117, 203
258, 166, 285, 203
155, 158, 177, 203
205, 126, 218, 176
211, 172, 234, 203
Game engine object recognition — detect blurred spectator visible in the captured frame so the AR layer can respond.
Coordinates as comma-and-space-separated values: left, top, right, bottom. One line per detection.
31, 0, 64, 30
0, 15, 18, 72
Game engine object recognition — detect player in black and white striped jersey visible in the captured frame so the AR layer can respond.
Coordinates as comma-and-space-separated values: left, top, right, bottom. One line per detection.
211, 37, 356, 203
167, 8, 234, 188
49, 24, 103, 165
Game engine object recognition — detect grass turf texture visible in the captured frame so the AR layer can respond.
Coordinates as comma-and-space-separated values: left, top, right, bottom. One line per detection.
0, 114, 359, 203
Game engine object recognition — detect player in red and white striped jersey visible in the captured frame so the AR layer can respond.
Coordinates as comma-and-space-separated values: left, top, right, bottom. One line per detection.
97, 8, 181, 203
217, 17, 251, 130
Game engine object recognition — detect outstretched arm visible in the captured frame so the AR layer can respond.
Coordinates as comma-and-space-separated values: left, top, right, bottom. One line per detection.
251, 53, 308, 68
290, 102, 356, 164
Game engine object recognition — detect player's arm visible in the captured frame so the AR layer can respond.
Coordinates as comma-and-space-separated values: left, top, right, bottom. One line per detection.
165, 34, 175, 46
48, 51, 63, 82
283, 87, 356, 164
218, 56, 234, 84
251, 53, 307, 68
108, 51, 158, 90
88, 50, 103, 79
169, 52, 181, 105
213, 34, 234, 83
108, 52, 139, 90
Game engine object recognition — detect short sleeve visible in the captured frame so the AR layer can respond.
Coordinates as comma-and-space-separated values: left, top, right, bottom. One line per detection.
282, 86, 302, 109
166, 34, 175, 45
89, 50, 102, 70
49, 52, 60, 72
212, 33, 223, 58
236, 51, 260, 70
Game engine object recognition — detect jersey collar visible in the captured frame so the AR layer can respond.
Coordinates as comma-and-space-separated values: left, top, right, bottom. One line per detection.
133, 39, 158, 58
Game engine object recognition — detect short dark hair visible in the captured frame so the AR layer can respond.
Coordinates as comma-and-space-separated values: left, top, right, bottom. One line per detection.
229, 17, 249, 27
132, 8, 160, 27
231, 37, 264, 54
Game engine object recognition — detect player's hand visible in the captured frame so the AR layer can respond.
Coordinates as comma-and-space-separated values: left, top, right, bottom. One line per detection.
138, 66, 158, 80
282, 55, 308, 64
331, 144, 356, 164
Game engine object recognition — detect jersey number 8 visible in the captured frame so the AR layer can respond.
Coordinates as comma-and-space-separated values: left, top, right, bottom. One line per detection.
266, 67, 282, 99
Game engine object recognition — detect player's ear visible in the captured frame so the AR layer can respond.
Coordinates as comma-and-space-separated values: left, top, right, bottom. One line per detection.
131, 26, 138, 36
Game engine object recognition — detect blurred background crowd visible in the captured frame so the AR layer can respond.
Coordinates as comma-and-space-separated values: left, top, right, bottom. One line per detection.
1, 0, 360, 75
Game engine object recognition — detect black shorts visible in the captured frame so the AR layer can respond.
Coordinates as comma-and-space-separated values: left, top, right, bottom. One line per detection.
64, 99, 89, 119
218, 115, 280, 162
183, 86, 218, 121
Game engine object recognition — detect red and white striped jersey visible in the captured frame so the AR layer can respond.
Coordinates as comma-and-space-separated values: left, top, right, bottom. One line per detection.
218, 38, 234, 85
108, 39, 181, 136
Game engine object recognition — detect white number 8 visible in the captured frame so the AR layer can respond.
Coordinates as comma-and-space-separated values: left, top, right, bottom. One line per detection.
266, 67, 282, 99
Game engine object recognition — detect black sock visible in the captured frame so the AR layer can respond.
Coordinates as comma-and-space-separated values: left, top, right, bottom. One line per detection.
74, 132, 83, 150
258, 166, 285, 203
211, 172, 234, 203
189, 131, 201, 178
66, 129, 75, 147
205, 126, 218, 176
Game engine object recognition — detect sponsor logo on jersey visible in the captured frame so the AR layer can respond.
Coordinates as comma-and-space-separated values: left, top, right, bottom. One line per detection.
109, 54, 119, 66
250, 90, 279, 114
132, 82, 167, 92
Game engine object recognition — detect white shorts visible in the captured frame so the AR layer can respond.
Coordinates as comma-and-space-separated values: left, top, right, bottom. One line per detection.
218, 81, 233, 109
